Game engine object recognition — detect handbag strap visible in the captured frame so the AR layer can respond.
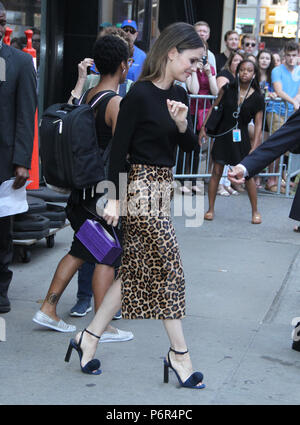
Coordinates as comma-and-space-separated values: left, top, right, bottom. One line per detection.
110, 225, 120, 246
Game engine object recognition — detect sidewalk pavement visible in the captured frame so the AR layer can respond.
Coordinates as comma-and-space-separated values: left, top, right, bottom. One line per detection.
1, 188, 300, 405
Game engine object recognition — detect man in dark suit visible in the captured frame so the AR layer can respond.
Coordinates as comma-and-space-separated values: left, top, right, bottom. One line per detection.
228, 107, 300, 352
0, 2, 37, 313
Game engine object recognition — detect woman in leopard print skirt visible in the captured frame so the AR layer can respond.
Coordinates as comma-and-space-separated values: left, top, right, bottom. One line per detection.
65, 22, 206, 389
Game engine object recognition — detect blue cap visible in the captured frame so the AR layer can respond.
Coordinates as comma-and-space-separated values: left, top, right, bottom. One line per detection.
121, 19, 137, 31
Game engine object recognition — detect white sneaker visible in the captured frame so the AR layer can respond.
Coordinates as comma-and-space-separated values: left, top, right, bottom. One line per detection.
32, 310, 76, 333
99, 328, 134, 343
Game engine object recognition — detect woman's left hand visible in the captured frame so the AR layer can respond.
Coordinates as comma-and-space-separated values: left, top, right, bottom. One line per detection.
167, 99, 188, 133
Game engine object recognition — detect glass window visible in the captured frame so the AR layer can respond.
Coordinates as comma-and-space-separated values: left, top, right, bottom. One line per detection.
4, 0, 41, 49
112, 0, 134, 26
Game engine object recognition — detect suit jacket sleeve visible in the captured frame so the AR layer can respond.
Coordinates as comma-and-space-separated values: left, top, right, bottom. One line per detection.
12, 54, 37, 169
241, 109, 300, 178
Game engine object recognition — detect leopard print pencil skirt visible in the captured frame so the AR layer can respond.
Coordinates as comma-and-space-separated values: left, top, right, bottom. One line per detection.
118, 164, 186, 320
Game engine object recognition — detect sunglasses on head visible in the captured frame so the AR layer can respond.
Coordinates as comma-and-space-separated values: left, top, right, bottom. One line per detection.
245, 42, 256, 47
123, 27, 137, 34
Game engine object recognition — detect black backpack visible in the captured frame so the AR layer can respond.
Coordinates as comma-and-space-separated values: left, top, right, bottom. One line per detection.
40, 90, 116, 192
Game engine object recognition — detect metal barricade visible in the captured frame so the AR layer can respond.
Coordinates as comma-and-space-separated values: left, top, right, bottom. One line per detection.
174, 94, 216, 181
173, 94, 297, 197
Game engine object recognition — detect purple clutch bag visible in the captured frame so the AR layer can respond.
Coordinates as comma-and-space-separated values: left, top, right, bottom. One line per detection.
76, 219, 122, 265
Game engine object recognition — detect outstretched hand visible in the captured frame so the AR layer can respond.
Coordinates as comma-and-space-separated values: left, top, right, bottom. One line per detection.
227, 165, 245, 185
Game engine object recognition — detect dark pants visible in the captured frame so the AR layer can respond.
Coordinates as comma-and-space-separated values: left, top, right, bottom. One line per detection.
76, 261, 120, 300
77, 262, 93, 300
0, 216, 13, 296
76, 263, 121, 323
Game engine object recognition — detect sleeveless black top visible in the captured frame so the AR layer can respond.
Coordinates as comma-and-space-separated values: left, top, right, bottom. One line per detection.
83, 89, 118, 150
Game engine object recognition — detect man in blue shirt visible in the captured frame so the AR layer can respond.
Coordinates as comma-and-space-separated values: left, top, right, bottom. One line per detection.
121, 19, 146, 82
265, 41, 300, 191
267, 41, 300, 133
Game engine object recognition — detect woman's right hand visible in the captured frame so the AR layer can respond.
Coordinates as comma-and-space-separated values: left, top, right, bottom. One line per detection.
103, 199, 120, 227
78, 58, 94, 80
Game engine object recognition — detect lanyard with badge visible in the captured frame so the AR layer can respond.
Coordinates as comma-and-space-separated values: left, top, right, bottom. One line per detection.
232, 77, 253, 142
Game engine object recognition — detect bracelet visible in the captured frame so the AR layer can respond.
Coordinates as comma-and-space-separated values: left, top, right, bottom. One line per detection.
71, 90, 80, 99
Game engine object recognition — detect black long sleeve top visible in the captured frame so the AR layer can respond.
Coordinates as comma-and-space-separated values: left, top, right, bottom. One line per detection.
108, 80, 198, 198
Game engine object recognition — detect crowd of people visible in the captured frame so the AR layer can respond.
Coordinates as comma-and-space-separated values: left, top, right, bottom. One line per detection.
2, 0, 300, 388
178, 24, 300, 227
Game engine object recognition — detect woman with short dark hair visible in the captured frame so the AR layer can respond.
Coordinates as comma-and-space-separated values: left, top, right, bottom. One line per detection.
33, 35, 134, 343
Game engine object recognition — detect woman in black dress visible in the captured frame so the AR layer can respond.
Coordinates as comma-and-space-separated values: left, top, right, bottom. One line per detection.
65, 22, 206, 389
201, 59, 264, 224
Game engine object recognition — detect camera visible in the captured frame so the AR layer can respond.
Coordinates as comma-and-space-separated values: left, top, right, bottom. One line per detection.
202, 55, 207, 66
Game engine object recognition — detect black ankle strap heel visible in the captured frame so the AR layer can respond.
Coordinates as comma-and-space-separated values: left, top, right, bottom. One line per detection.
84, 328, 101, 339
169, 347, 189, 356
65, 328, 101, 376
163, 347, 205, 389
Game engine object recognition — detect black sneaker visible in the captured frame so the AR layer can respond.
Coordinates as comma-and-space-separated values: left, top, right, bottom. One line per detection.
291, 317, 300, 351
0, 294, 11, 314
112, 309, 122, 320
69, 298, 92, 317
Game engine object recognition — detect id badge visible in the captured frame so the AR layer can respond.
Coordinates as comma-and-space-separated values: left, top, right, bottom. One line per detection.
232, 129, 241, 143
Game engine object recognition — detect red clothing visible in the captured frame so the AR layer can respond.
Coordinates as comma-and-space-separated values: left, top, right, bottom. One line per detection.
189, 65, 216, 130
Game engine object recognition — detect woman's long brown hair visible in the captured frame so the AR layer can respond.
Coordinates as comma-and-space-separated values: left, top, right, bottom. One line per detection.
138, 22, 203, 83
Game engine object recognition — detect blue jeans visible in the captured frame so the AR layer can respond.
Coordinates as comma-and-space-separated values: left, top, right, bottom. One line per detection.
77, 262, 94, 300
77, 262, 121, 317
